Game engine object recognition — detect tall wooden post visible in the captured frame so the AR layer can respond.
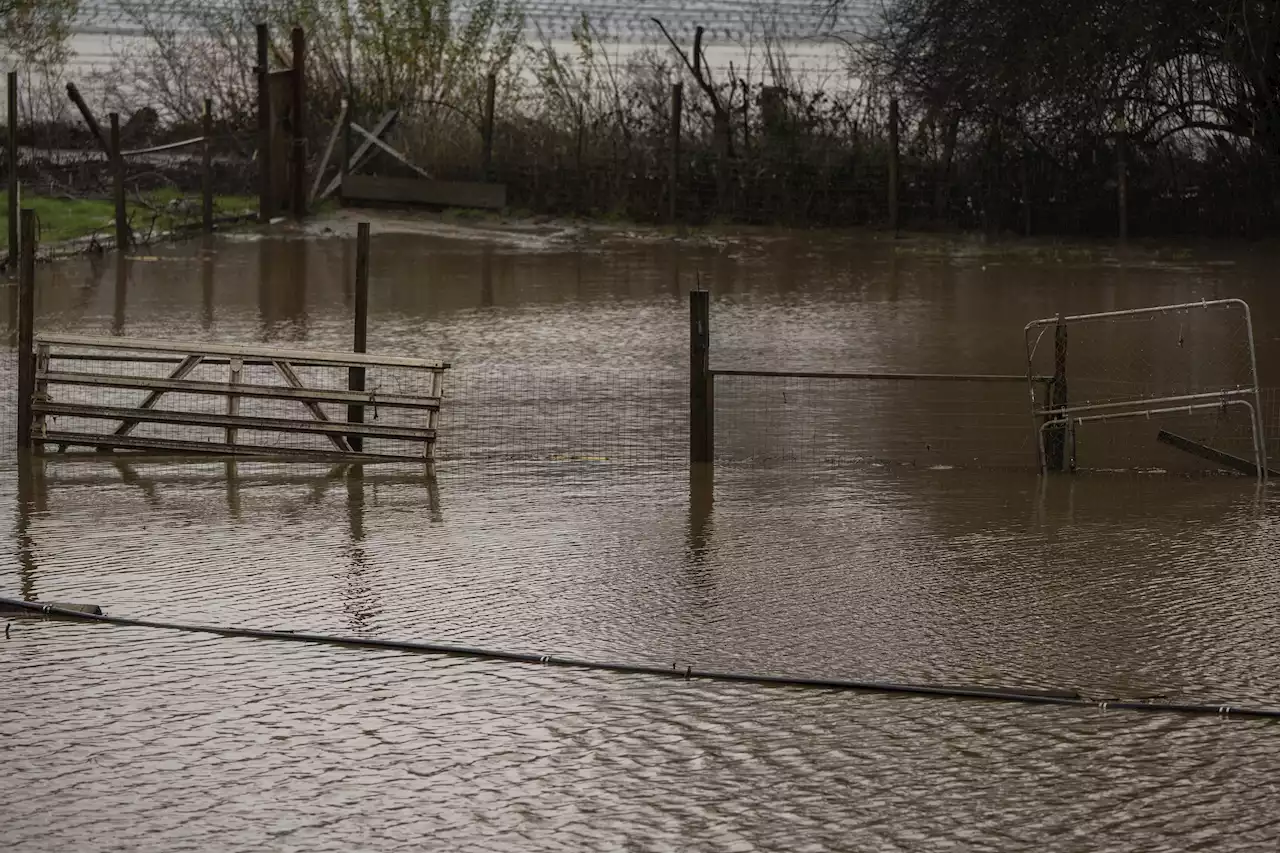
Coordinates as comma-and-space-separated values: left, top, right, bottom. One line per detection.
1045, 320, 1070, 472
690, 288, 713, 465
109, 113, 129, 251
256, 22, 272, 222
348, 222, 370, 451
669, 82, 683, 224
290, 25, 307, 219
481, 73, 496, 181
6, 71, 17, 270
888, 97, 901, 234
16, 209, 35, 450
1117, 129, 1129, 241
202, 97, 214, 233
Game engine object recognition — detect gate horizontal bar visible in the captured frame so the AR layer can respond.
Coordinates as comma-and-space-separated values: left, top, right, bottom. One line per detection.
711, 369, 1047, 383
1025, 298, 1248, 329
40, 431, 426, 463
1036, 388, 1256, 418
40, 370, 440, 410
35, 402, 436, 442
36, 334, 449, 371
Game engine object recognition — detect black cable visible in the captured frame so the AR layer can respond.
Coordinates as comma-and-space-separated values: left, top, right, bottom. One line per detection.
5, 596, 1279, 721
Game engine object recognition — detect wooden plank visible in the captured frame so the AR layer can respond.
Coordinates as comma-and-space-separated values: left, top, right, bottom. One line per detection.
319, 109, 399, 201
340, 174, 506, 210
66, 82, 113, 157
1156, 430, 1278, 477
350, 121, 434, 180
40, 370, 440, 410
35, 402, 435, 442
115, 354, 202, 436
309, 99, 347, 203
273, 360, 351, 452
40, 430, 426, 463
36, 334, 448, 370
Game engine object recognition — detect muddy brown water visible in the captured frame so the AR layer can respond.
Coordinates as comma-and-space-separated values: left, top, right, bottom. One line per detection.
4, 219, 1280, 851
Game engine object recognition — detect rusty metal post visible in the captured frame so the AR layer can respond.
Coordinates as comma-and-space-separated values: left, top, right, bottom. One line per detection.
202, 97, 214, 233
690, 288, 713, 465
669, 82, 683, 224
291, 25, 307, 218
482, 72, 496, 181
7, 71, 16, 270
256, 22, 272, 222
348, 222, 370, 451
888, 97, 901, 234
16, 208, 35, 450
109, 113, 129, 251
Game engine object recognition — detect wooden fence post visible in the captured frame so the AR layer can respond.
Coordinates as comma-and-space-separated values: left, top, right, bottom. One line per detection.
670, 82, 683, 224
481, 73, 496, 181
202, 97, 214, 233
7, 71, 17, 271
1117, 129, 1128, 241
291, 25, 307, 219
888, 97, 901, 234
1045, 319, 1070, 472
16, 208, 35, 450
690, 288, 713, 465
256, 22, 272, 222
109, 113, 129, 251
348, 221, 370, 451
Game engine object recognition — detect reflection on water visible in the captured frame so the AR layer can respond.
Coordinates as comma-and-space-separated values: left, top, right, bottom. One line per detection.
6, 223, 1280, 849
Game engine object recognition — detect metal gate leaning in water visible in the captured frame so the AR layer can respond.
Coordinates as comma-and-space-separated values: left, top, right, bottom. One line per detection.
690, 290, 1270, 477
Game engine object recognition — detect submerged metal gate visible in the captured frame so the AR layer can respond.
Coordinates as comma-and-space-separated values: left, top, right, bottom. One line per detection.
25, 335, 448, 466
1024, 299, 1267, 478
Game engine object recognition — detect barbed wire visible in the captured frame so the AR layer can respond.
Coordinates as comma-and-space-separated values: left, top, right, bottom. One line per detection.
72, 0, 878, 42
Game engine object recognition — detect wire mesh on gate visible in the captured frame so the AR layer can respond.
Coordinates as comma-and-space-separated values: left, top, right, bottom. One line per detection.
712, 374, 1039, 470
1025, 300, 1266, 474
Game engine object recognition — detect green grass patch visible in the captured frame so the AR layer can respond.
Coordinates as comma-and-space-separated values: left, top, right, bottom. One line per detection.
0, 190, 257, 246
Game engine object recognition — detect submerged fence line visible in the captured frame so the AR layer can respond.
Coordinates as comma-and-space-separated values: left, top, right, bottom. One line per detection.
4, 597, 1278, 721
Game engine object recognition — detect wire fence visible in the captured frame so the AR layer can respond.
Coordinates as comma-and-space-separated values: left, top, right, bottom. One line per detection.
13, 352, 1280, 476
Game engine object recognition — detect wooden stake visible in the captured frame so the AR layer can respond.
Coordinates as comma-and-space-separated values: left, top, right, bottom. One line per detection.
348, 222, 370, 451
202, 97, 214, 233
16, 208, 35, 450
65, 82, 112, 157
690, 288, 713, 465
1046, 320, 1070, 472
256, 22, 273, 222
109, 113, 129, 251
669, 83, 683, 224
1117, 129, 1129, 241
7, 71, 16, 270
888, 97, 901, 234
482, 73, 496, 181
290, 25, 307, 218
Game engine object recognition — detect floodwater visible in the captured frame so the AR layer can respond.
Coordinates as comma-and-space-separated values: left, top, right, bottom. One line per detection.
4, 217, 1280, 850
